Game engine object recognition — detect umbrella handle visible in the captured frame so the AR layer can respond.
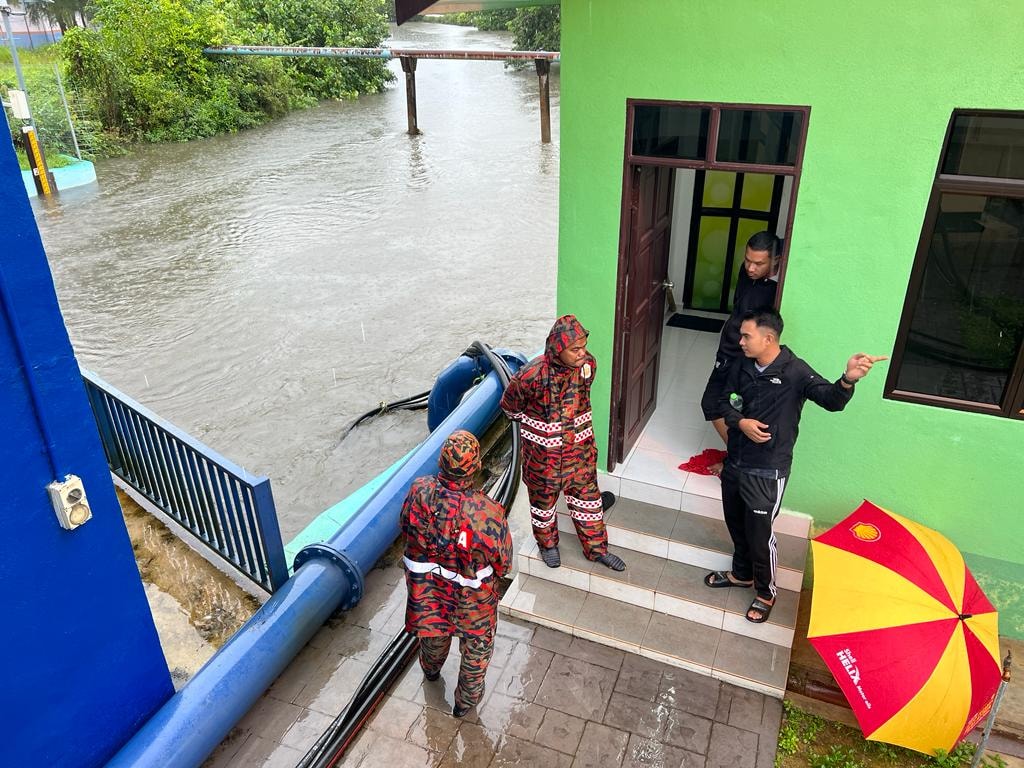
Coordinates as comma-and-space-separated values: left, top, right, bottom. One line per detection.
1002, 649, 1012, 682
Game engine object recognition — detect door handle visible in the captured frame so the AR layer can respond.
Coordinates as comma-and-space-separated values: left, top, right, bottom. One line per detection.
661, 280, 674, 290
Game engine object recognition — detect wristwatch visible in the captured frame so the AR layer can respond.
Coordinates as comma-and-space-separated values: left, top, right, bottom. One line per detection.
840, 373, 855, 386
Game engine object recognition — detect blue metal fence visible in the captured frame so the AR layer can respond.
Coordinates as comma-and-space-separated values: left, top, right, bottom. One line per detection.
81, 369, 288, 593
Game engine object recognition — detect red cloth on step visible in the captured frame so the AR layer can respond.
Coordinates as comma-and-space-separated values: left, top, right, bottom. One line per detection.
678, 448, 728, 475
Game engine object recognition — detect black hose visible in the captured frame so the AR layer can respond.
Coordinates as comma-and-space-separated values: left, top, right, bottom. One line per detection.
339, 390, 431, 442
297, 342, 522, 768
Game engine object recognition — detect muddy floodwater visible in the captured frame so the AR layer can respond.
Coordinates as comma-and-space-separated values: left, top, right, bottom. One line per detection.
34, 22, 559, 542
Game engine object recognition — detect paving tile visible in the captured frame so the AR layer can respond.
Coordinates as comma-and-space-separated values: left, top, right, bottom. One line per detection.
658, 665, 722, 720
574, 593, 652, 651
726, 687, 766, 731
603, 691, 672, 740
713, 632, 790, 693
535, 654, 619, 721
511, 576, 587, 628
488, 633, 517, 670
776, 532, 808, 572
223, 734, 305, 768
495, 615, 536, 643
605, 497, 679, 538
705, 721, 759, 768
405, 704, 461, 754
642, 612, 718, 672
662, 708, 713, 755
572, 721, 630, 768
293, 657, 372, 716
476, 691, 547, 741
235, 696, 303, 743
343, 573, 407, 633
656, 560, 731, 607
669, 511, 733, 551
392, 643, 503, 715
366, 695, 424, 740
562, 635, 626, 671
279, 707, 334, 753
354, 732, 436, 768
615, 654, 669, 702
623, 733, 703, 768
590, 547, 666, 591
335, 728, 378, 768
491, 734, 574, 768
531, 624, 576, 655
494, 642, 555, 702
323, 623, 395, 665
438, 721, 504, 768
761, 696, 783, 736
202, 727, 249, 768
534, 708, 586, 755
266, 642, 330, 704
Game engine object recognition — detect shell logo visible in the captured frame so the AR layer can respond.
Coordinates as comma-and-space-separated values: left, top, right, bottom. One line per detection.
850, 522, 882, 542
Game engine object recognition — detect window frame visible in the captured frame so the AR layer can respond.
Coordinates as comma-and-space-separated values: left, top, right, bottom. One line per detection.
884, 108, 1024, 419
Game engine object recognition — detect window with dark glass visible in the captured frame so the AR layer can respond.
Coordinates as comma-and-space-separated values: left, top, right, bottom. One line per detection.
887, 110, 1024, 418
716, 109, 803, 166
632, 105, 710, 161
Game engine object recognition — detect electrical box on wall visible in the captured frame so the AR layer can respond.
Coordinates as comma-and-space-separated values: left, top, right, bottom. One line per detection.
47, 475, 92, 530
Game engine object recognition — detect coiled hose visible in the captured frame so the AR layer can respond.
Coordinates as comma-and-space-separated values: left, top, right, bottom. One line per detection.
297, 342, 521, 768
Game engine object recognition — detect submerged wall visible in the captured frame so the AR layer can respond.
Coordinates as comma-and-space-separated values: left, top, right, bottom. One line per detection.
0, 111, 173, 765
557, 1, 1024, 635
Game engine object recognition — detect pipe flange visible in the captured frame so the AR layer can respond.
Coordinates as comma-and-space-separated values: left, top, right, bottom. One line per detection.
293, 543, 366, 611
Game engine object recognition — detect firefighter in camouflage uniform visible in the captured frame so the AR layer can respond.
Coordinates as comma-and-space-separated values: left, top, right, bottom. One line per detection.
400, 430, 512, 717
500, 315, 626, 571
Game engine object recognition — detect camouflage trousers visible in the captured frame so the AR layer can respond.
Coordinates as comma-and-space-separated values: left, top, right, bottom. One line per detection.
527, 480, 608, 560
419, 633, 494, 710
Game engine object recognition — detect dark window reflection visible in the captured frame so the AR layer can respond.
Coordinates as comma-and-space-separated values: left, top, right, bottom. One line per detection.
717, 110, 802, 166
896, 194, 1024, 405
943, 114, 1024, 180
632, 105, 709, 160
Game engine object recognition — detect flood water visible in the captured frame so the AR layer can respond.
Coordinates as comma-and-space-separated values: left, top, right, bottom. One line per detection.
32, 22, 559, 542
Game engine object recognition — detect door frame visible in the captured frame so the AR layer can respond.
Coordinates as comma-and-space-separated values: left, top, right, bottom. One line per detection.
609, 99, 811, 470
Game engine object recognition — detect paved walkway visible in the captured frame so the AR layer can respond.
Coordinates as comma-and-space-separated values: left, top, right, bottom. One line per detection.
203, 561, 780, 768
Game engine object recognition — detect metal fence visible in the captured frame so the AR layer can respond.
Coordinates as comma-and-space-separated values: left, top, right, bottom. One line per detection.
82, 369, 288, 593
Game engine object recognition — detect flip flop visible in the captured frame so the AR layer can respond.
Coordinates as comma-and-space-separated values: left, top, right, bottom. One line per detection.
704, 570, 753, 589
747, 597, 774, 624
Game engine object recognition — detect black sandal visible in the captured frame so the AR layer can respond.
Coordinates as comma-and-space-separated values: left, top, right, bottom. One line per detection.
704, 570, 753, 589
746, 597, 774, 624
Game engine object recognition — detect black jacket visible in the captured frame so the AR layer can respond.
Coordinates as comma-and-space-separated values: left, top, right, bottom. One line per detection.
720, 346, 853, 475
717, 272, 779, 361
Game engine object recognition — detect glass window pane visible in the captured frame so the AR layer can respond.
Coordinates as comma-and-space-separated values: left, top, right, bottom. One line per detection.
740, 173, 775, 212
942, 113, 1024, 180
717, 110, 803, 166
896, 193, 1024, 405
632, 105, 709, 160
692, 216, 730, 310
703, 171, 735, 207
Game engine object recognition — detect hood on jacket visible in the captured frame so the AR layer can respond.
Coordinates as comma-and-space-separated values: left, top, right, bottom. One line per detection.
438, 429, 481, 480
545, 314, 589, 364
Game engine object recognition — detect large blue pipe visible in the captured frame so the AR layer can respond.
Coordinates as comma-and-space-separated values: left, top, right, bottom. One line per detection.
106, 355, 523, 768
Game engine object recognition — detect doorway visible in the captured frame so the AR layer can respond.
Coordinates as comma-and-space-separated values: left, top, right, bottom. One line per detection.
609, 101, 809, 484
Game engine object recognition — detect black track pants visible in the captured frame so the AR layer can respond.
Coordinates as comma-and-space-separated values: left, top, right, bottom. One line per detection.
720, 464, 788, 601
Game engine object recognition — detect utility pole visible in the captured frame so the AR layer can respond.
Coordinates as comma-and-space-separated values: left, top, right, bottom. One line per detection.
1, 2, 31, 97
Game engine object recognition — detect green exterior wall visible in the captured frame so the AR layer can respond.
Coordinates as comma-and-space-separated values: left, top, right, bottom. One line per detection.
557, 1, 1024, 635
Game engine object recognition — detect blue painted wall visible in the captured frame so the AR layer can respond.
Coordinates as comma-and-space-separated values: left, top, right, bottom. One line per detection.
0, 112, 173, 765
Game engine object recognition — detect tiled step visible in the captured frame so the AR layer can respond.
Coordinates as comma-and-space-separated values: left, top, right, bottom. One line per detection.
556, 496, 808, 593
500, 574, 790, 699
517, 537, 798, 648
598, 470, 813, 539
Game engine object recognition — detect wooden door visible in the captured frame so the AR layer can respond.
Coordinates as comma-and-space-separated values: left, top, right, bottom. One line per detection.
616, 164, 674, 463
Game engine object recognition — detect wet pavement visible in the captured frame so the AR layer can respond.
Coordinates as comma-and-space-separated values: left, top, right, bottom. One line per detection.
203, 561, 781, 768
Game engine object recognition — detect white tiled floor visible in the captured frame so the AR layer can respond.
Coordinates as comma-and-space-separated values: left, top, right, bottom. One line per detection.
612, 326, 726, 502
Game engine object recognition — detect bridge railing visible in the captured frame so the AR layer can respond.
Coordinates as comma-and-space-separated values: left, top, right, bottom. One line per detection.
81, 369, 288, 593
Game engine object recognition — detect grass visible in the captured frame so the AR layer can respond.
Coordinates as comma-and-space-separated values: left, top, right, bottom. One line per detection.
16, 151, 78, 170
776, 701, 1007, 768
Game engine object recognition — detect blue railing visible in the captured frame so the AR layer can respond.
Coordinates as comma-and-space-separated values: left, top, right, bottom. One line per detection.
81, 369, 288, 593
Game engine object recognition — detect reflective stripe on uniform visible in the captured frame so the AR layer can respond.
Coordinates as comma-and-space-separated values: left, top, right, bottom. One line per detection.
403, 557, 495, 588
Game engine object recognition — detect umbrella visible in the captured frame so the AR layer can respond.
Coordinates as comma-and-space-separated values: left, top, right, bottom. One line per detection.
807, 500, 1002, 755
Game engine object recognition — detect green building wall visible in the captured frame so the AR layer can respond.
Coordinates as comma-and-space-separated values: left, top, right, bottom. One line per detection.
556, 1, 1024, 636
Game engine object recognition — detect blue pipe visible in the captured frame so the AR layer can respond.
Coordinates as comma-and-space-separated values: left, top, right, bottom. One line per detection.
105, 355, 524, 768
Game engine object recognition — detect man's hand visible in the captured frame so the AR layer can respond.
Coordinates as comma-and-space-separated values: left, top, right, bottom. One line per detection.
739, 419, 771, 443
844, 354, 888, 383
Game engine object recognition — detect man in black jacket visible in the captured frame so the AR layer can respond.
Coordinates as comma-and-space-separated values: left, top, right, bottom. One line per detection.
703, 309, 886, 623
700, 232, 782, 472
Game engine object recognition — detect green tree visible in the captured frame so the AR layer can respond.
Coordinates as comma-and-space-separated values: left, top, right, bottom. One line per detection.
236, 0, 392, 100
509, 7, 559, 52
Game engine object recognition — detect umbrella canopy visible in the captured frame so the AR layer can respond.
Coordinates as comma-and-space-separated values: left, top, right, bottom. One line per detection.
808, 501, 1001, 755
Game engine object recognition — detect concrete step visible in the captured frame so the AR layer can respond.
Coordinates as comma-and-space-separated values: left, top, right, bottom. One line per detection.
500, 574, 790, 699
598, 470, 813, 540
517, 536, 799, 648
557, 496, 809, 593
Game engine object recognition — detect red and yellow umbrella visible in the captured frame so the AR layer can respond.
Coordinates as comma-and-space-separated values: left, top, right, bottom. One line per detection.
808, 501, 1001, 755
